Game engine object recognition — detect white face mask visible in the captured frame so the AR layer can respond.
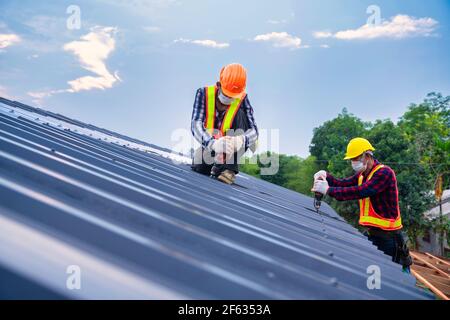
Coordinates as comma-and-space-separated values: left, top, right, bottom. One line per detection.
218, 90, 234, 105
351, 159, 367, 173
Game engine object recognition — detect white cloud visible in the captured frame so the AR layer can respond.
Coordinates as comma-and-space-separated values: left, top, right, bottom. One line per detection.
174, 38, 229, 49
313, 31, 333, 39
314, 14, 438, 40
0, 33, 21, 50
28, 26, 120, 102
63, 26, 120, 92
253, 32, 301, 49
320, 44, 330, 48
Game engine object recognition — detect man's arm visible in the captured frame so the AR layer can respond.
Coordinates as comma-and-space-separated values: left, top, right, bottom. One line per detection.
327, 167, 392, 201
326, 172, 359, 187
241, 96, 259, 151
191, 88, 215, 149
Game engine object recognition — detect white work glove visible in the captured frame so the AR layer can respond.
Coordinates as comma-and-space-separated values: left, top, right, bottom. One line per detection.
211, 137, 234, 155
314, 170, 327, 181
224, 135, 245, 152
311, 179, 329, 195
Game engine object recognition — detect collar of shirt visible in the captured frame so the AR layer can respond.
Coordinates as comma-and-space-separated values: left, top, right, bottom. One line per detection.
361, 158, 381, 179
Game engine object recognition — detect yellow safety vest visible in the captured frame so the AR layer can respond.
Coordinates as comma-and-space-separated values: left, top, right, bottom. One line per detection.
358, 164, 403, 231
204, 85, 244, 138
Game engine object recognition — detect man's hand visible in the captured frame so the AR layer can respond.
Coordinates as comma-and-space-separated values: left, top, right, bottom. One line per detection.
212, 137, 234, 155
311, 179, 329, 195
314, 170, 327, 181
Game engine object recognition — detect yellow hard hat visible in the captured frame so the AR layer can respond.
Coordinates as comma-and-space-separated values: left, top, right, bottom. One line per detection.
343, 137, 375, 160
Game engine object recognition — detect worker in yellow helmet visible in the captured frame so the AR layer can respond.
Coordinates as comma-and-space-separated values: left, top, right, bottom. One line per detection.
311, 137, 412, 272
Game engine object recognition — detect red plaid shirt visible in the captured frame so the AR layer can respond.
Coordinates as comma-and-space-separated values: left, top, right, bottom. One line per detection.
326, 160, 400, 220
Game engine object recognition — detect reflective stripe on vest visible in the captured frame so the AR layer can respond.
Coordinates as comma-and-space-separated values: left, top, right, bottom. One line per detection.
204, 85, 243, 138
357, 164, 402, 230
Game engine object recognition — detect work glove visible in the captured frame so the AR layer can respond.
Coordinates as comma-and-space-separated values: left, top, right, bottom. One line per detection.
211, 137, 234, 155
224, 135, 245, 152
311, 179, 329, 195
314, 170, 327, 181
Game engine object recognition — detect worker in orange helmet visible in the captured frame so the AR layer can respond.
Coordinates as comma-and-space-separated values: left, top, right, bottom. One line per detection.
311, 137, 413, 272
191, 63, 259, 184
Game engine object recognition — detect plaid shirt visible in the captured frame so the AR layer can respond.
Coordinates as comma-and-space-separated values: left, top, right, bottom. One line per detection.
327, 160, 400, 220
191, 86, 259, 150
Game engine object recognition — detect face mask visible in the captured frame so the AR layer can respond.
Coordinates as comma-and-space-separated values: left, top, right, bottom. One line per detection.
351, 159, 367, 173
218, 90, 234, 105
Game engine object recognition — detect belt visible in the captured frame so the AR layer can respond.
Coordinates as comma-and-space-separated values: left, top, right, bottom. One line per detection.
368, 227, 401, 238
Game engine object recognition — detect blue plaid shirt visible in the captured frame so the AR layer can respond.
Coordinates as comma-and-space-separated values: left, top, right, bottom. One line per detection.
191, 86, 259, 150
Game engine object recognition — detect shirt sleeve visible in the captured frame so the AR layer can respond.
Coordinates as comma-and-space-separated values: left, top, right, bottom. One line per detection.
327, 167, 392, 201
241, 96, 259, 150
191, 88, 215, 149
326, 172, 359, 187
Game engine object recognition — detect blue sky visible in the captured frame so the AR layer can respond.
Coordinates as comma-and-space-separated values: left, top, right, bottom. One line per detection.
1, 0, 449, 157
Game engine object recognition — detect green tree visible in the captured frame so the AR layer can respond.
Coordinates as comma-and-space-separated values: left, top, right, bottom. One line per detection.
284, 156, 320, 195
367, 120, 433, 246
398, 92, 450, 246
309, 108, 369, 224
310, 108, 369, 174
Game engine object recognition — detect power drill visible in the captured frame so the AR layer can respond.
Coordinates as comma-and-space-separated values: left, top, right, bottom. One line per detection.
313, 177, 324, 213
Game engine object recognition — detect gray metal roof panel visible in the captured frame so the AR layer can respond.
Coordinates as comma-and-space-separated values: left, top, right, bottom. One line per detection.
0, 98, 433, 299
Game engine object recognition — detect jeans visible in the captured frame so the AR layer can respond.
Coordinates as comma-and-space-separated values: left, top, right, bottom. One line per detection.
367, 229, 412, 271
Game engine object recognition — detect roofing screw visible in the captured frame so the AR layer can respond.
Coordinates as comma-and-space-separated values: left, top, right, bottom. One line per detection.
330, 277, 338, 287
328, 251, 334, 257
50, 148, 56, 153
9, 109, 14, 113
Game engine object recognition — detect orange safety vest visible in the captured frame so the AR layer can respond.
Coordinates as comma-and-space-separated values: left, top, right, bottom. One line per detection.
358, 164, 403, 231
204, 85, 245, 138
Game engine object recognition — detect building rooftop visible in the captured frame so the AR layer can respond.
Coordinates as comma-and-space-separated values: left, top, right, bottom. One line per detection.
0, 97, 433, 299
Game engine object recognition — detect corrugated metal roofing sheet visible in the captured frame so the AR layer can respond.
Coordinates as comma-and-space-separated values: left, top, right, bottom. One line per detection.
0, 97, 433, 299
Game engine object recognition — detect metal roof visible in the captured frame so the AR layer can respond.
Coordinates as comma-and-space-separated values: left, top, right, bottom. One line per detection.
0, 97, 433, 299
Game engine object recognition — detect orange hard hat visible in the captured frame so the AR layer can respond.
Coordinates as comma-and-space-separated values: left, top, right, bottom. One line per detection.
219, 63, 247, 99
